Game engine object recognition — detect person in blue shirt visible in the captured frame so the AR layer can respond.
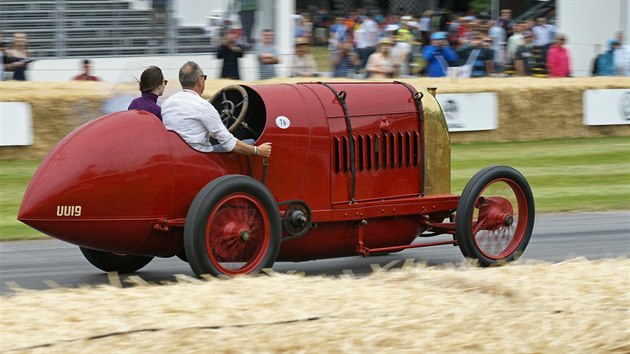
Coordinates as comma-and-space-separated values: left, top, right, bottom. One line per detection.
596, 38, 619, 76
422, 32, 459, 77
332, 37, 360, 78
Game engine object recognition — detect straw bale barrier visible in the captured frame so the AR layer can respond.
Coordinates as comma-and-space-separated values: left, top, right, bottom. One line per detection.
2, 258, 629, 353
0, 77, 628, 160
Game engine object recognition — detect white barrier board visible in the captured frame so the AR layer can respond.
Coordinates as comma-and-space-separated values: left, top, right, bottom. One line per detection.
0, 102, 33, 146
583, 89, 630, 125
436, 93, 498, 132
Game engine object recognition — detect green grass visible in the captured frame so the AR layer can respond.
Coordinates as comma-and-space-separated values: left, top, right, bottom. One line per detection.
1, 136, 629, 240
451, 137, 630, 212
0, 160, 43, 240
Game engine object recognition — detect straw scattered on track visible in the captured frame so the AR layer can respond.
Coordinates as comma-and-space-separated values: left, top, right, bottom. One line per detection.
2, 257, 629, 353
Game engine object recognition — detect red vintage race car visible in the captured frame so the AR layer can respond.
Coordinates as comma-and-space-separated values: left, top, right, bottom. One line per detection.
18, 82, 535, 277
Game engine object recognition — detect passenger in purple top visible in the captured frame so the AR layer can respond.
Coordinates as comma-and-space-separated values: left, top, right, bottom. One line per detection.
128, 66, 167, 120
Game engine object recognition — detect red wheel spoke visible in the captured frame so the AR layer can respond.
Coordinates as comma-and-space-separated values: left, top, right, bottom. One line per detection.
456, 166, 533, 267
205, 193, 270, 275
185, 175, 279, 277
471, 215, 487, 236
471, 179, 527, 259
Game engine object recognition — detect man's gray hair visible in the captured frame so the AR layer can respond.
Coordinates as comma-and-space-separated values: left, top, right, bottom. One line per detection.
179, 61, 203, 89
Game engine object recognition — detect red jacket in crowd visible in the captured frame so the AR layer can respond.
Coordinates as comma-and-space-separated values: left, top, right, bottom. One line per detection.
546, 44, 571, 77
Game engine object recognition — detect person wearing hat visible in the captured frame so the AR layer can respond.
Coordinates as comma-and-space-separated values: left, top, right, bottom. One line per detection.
291, 38, 318, 77
595, 38, 621, 76
422, 32, 459, 77
365, 37, 396, 79
514, 30, 537, 76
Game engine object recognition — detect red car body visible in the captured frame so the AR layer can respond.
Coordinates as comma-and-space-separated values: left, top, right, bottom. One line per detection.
18, 82, 535, 276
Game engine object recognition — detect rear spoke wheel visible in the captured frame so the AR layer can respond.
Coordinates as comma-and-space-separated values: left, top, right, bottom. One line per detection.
206, 194, 271, 275
184, 175, 281, 277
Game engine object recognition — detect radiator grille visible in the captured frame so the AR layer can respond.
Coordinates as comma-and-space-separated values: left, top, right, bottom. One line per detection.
333, 131, 419, 173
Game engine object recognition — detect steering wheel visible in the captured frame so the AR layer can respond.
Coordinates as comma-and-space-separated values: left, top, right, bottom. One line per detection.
210, 85, 249, 133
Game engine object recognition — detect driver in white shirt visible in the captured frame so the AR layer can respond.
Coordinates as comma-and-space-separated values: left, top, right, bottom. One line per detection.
162, 61, 271, 157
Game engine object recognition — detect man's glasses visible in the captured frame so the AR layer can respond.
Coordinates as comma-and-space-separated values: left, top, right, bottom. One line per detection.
199, 75, 207, 81
163, 80, 168, 85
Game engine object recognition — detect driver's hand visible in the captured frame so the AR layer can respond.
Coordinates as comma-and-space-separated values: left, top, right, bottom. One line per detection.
256, 142, 272, 158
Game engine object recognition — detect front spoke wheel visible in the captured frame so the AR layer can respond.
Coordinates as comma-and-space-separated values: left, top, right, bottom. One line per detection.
456, 166, 535, 266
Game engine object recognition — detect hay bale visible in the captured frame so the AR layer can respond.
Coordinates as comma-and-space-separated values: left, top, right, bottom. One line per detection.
1, 258, 629, 352
0, 82, 105, 160
1, 77, 628, 160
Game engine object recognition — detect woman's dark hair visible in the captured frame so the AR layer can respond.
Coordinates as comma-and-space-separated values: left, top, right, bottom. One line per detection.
139, 66, 164, 93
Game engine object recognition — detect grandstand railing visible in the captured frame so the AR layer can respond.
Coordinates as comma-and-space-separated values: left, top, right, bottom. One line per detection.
0, 0, 213, 58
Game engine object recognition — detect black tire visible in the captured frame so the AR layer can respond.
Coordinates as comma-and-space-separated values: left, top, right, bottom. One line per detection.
184, 175, 281, 277
176, 250, 188, 263
455, 165, 535, 266
79, 247, 154, 274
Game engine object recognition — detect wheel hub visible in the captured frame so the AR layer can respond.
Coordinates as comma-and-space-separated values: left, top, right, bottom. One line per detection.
221, 222, 251, 242
478, 197, 515, 230
239, 229, 251, 241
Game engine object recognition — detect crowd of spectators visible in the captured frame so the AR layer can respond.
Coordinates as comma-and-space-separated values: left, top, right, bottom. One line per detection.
2, 6, 629, 81
291, 7, 630, 79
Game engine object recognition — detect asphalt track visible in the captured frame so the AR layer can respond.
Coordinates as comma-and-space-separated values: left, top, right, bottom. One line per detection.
1, 212, 628, 294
